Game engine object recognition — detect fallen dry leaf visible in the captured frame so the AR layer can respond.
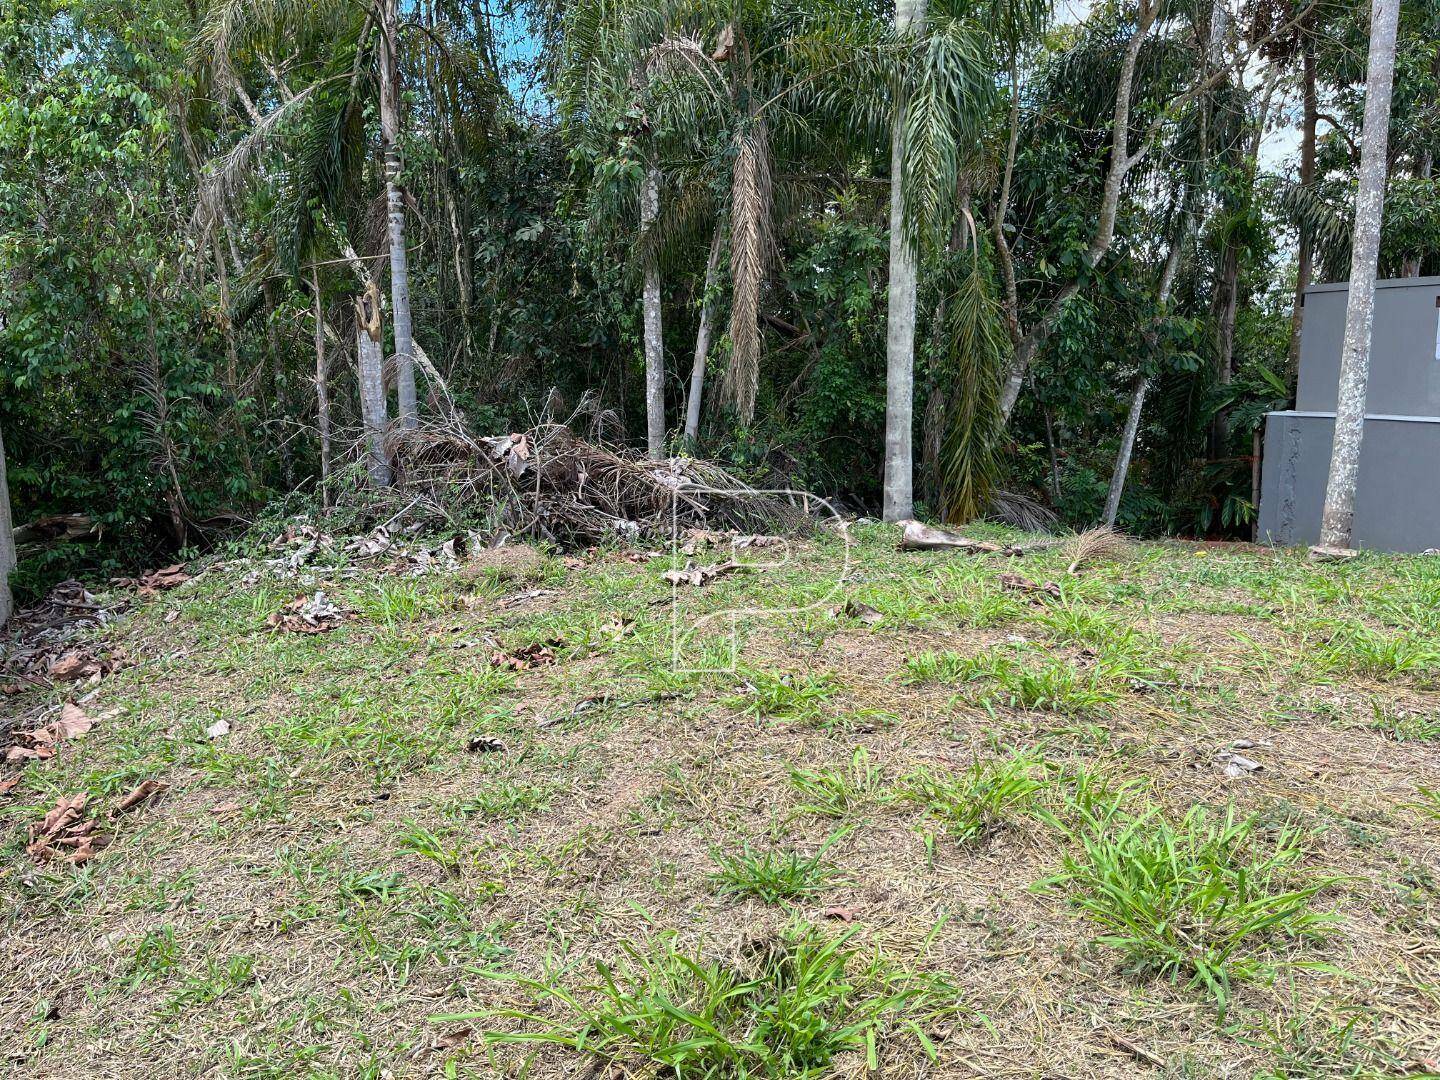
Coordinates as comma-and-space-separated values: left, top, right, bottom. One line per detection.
821, 905, 862, 922
0, 776, 20, 795
435, 1028, 472, 1051
48, 651, 103, 682
843, 600, 884, 625
114, 779, 169, 814
662, 560, 747, 588
490, 640, 562, 671
139, 564, 191, 594
267, 591, 348, 634
997, 573, 1063, 602
205, 718, 231, 739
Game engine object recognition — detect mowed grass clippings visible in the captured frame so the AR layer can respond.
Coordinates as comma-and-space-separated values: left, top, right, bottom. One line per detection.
2, 526, 1439, 1078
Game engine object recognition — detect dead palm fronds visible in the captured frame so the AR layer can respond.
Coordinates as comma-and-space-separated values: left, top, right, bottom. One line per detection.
720, 124, 773, 424
1064, 526, 1133, 575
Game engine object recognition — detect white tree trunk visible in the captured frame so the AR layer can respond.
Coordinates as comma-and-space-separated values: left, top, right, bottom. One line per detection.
380, 0, 417, 429
1103, 212, 1187, 527
641, 165, 666, 459
883, 0, 927, 522
0, 422, 15, 627
684, 224, 724, 442
356, 290, 393, 487
1315, 0, 1400, 554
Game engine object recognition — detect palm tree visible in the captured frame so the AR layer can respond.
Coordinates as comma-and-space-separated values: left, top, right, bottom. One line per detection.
883, 0, 928, 523
378, 0, 418, 429
1313, 0, 1402, 557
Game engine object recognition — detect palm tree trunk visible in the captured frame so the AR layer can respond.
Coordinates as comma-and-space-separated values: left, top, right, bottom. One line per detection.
724, 129, 769, 425
883, 0, 928, 522
1286, 28, 1318, 391
641, 164, 666, 459
1314, 0, 1400, 556
379, 0, 417, 429
356, 286, 393, 487
312, 267, 333, 506
0, 422, 14, 627
685, 223, 724, 443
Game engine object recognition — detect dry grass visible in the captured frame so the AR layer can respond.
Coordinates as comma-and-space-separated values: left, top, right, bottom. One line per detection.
1, 525, 1438, 1078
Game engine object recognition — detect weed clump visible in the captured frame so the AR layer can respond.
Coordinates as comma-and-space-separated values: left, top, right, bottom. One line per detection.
444, 926, 962, 1076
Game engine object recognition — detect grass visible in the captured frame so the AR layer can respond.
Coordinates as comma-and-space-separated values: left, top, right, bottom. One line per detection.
4, 525, 1438, 1078
1043, 806, 1341, 1016
788, 748, 889, 818
900, 753, 1047, 842
710, 832, 849, 903
439, 925, 963, 1077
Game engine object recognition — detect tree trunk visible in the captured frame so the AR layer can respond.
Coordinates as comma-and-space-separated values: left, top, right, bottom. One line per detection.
685, 223, 725, 443
641, 164, 666, 459
0, 422, 15, 627
883, 0, 928, 522
1103, 208, 1188, 527
1314, 0, 1400, 555
1103, 375, 1149, 528
724, 129, 769, 425
312, 267, 333, 506
1286, 28, 1318, 390
380, 0, 417, 429
355, 286, 393, 487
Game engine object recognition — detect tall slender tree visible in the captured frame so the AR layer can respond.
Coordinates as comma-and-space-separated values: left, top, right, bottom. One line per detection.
379, 0, 418, 428
882, 0, 928, 523
1312, 0, 1402, 558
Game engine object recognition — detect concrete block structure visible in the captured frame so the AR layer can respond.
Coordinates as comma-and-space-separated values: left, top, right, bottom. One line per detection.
1257, 276, 1440, 552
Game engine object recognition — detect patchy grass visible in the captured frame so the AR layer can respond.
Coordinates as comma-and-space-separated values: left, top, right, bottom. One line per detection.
3, 526, 1439, 1077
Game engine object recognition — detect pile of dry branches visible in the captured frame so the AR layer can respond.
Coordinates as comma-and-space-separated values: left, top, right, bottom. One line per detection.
376, 417, 813, 547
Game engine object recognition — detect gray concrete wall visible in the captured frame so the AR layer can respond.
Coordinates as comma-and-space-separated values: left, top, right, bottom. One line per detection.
1258, 411, 1440, 552
1296, 276, 1440, 416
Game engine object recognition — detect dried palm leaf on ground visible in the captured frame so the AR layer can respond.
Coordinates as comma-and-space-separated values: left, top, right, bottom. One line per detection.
896, 520, 1055, 556
368, 417, 812, 549
1064, 526, 1134, 575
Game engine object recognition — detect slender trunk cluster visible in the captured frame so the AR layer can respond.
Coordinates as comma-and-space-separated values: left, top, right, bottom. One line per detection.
1102, 211, 1188, 527
1286, 29, 1318, 389
883, 0, 927, 523
1315, 0, 1401, 555
311, 268, 333, 505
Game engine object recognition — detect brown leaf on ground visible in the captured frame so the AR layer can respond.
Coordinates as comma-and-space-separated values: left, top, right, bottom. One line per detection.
27, 793, 106, 863
843, 600, 884, 625
997, 573, 1063, 602
266, 591, 348, 634
139, 564, 191, 594
114, 779, 169, 814
0, 776, 20, 796
821, 905, 862, 922
490, 640, 561, 671
51, 703, 97, 741
662, 560, 746, 587
434, 1028, 472, 1051
5, 744, 56, 763
48, 651, 103, 682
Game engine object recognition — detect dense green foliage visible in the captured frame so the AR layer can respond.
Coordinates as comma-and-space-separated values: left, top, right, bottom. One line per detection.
2, 0, 1437, 595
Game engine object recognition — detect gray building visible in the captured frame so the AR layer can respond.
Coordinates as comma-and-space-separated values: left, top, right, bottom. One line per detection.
1257, 275, 1440, 552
